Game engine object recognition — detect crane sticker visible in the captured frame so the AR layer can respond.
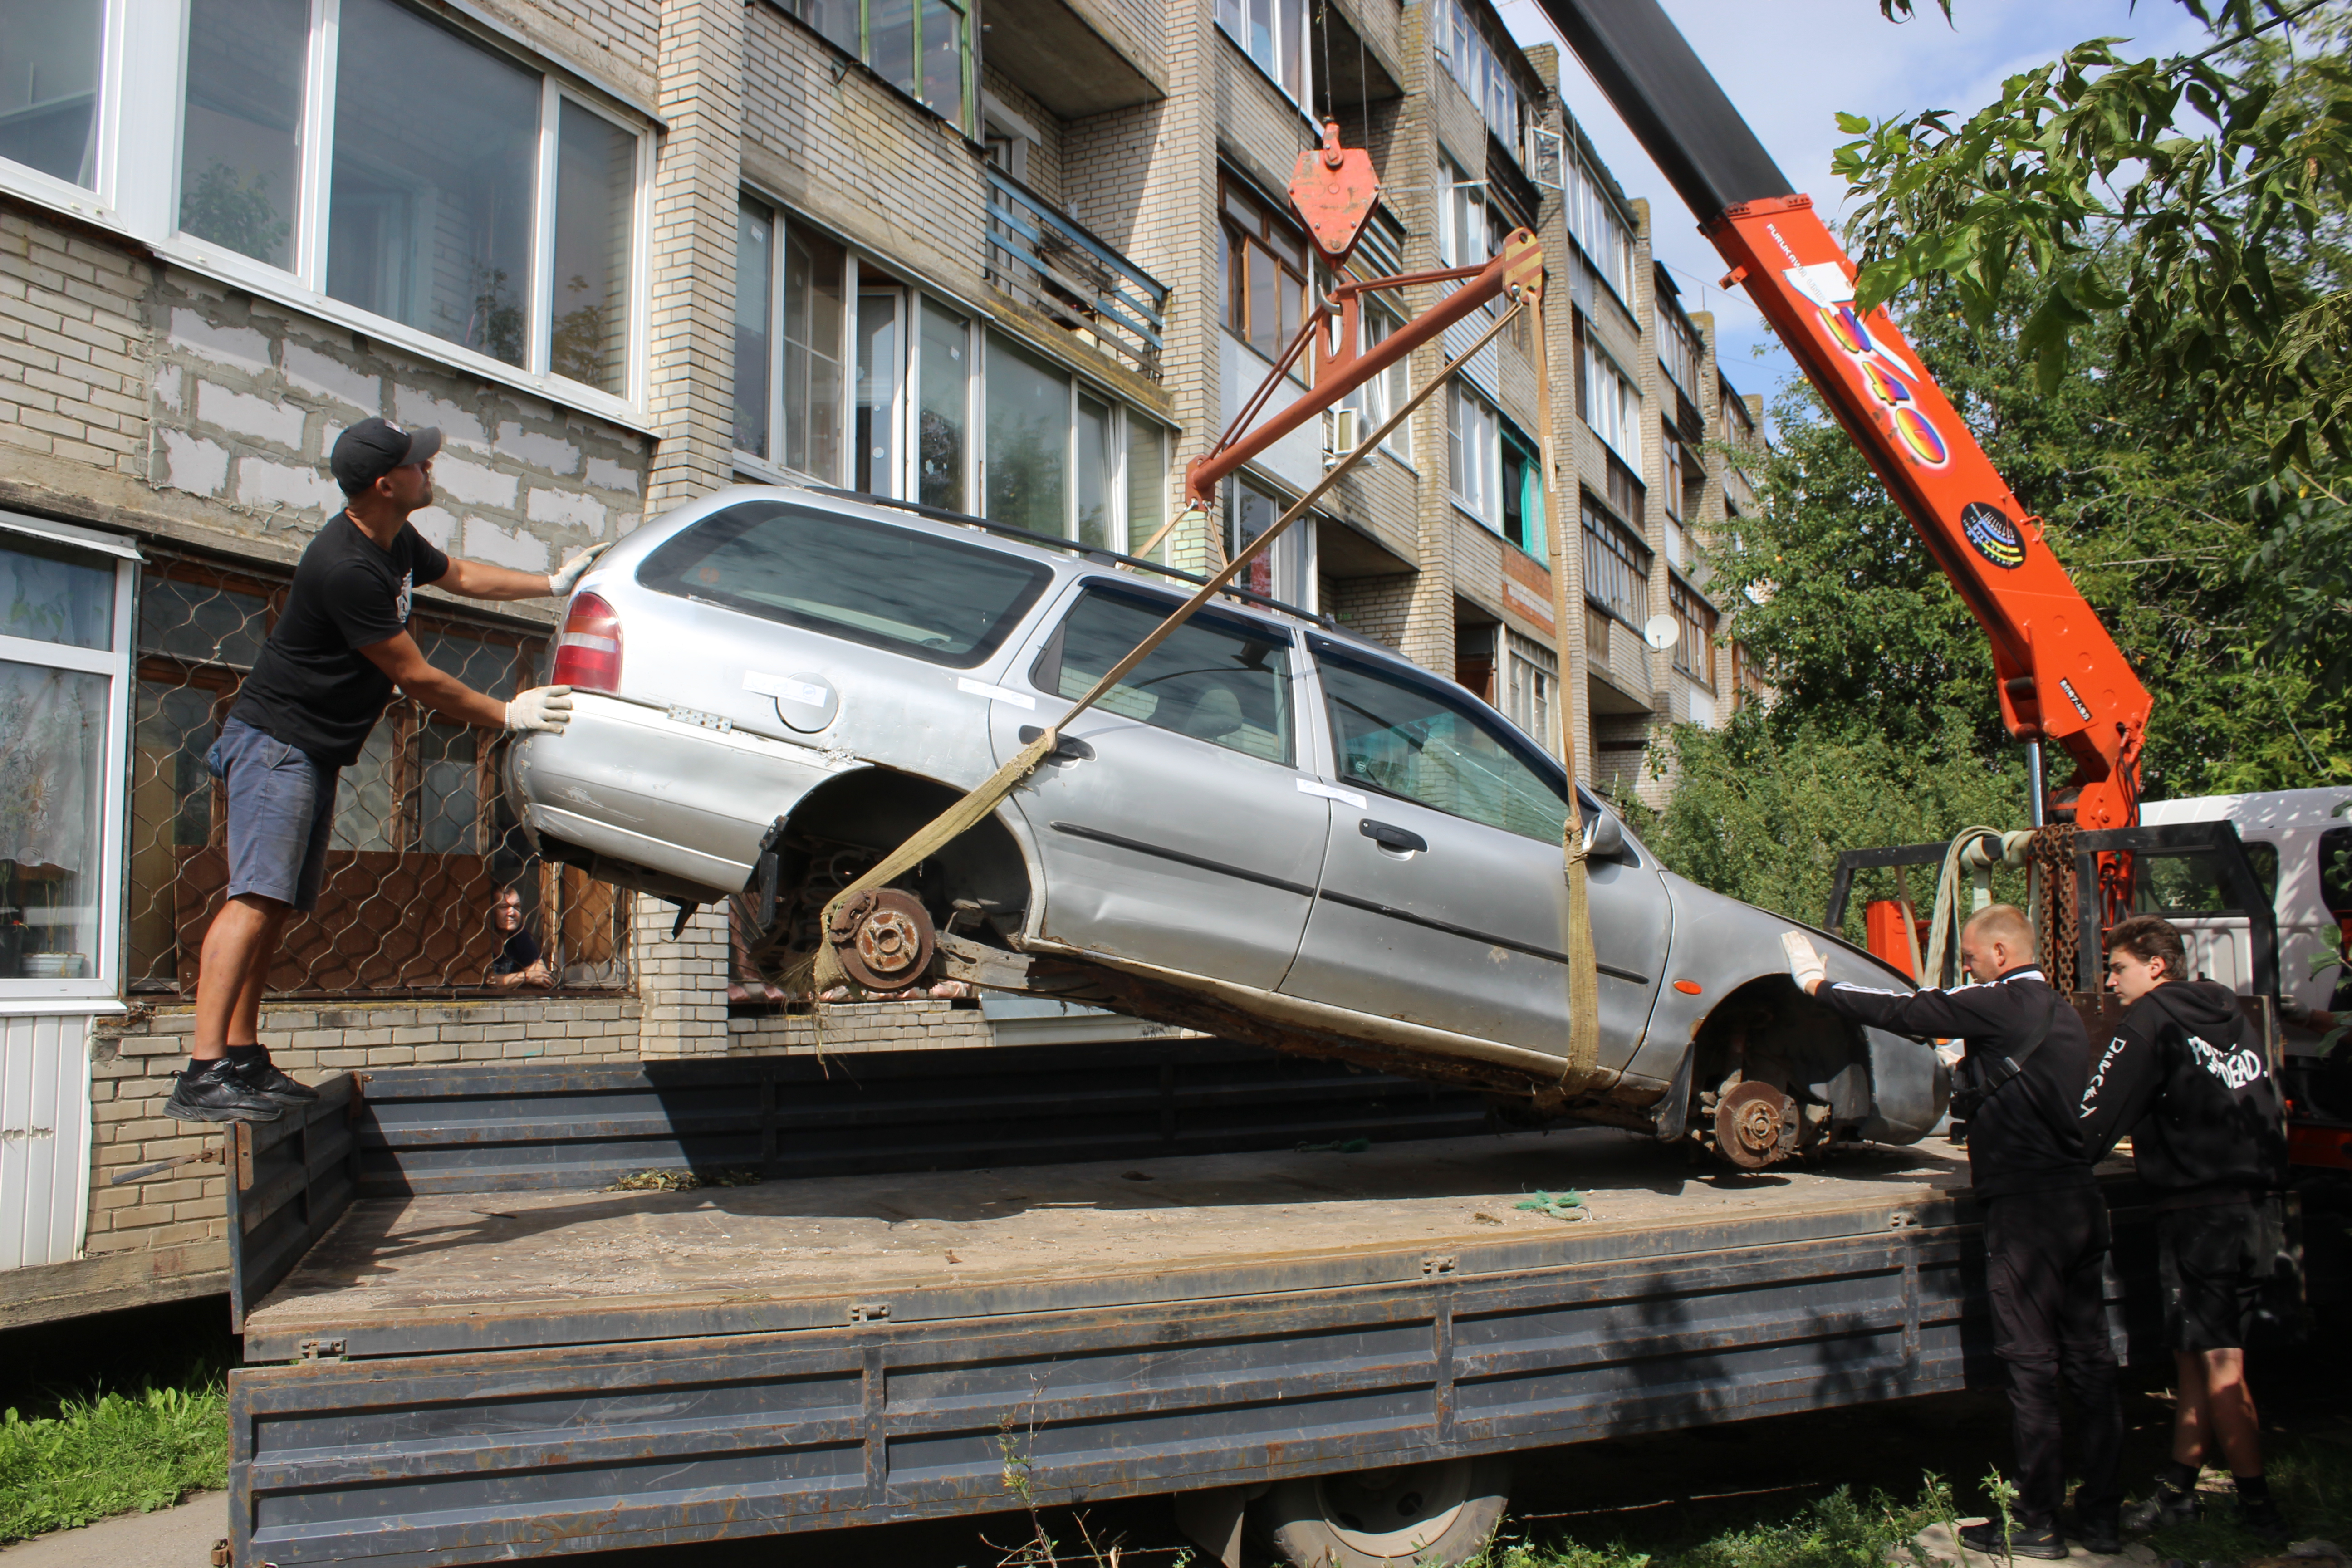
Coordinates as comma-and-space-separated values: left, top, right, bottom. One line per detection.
1782, 264, 1953, 472
1960, 501, 2028, 569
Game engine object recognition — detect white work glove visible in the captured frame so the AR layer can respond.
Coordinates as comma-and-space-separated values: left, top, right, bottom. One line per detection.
1781, 930, 1828, 994
546, 543, 609, 597
504, 685, 576, 735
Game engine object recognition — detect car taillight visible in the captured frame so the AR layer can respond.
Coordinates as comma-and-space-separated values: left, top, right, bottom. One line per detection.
551, 592, 622, 692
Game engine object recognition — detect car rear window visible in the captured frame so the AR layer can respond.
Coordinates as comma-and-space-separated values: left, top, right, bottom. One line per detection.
1031, 584, 1294, 765
636, 500, 1052, 668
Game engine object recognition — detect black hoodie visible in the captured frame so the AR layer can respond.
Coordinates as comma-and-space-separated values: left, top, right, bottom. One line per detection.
1817, 965, 2093, 1199
2077, 979, 2288, 1208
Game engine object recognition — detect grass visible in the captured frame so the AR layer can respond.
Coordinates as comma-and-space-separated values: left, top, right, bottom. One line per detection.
2137, 1432, 2352, 1563
1481, 1480, 1960, 1568
0, 1372, 230, 1544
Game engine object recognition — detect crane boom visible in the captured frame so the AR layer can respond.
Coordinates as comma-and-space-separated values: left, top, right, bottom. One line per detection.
1537, 0, 2153, 835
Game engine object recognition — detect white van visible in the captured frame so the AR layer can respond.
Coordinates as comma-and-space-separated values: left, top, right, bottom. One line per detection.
2136, 785, 2352, 1014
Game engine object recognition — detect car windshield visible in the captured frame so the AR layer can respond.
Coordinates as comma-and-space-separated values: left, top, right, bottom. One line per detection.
636, 499, 1052, 668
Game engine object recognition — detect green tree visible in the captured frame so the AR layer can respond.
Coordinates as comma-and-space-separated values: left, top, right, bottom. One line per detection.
1837, 1, 2352, 683
1640, 285, 2348, 917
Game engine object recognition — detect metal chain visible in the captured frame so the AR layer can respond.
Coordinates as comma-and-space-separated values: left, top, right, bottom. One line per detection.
2030, 824, 2080, 995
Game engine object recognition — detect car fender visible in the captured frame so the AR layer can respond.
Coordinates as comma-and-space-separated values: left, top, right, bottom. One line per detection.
1631, 872, 1949, 1146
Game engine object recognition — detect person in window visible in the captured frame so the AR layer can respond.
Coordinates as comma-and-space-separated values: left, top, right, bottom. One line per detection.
1785, 906, 2119, 1559
485, 886, 553, 990
166, 419, 604, 1124
2080, 915, 2291, 1542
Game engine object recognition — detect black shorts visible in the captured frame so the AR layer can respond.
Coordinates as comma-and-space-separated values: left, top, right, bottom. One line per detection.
2156, 1200, 2261, 1353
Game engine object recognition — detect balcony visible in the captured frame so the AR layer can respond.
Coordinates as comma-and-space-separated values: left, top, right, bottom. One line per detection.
985, 167, 1170, 380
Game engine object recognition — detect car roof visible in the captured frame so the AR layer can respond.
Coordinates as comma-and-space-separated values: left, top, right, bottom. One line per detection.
801, 485, 1374, 642
2140, 785, 2352, 833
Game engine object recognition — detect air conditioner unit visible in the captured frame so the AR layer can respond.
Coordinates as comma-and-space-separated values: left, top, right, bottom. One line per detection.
1327, 407, 1362, 461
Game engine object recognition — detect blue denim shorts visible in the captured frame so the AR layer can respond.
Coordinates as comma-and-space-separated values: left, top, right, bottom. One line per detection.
208, 718, 341, 913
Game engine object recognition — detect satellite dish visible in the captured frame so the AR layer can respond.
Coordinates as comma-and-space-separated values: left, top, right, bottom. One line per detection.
1642, 613, 1678, 652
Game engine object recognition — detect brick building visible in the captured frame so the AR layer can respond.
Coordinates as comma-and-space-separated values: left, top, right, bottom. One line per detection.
0, 0, 1754, 1323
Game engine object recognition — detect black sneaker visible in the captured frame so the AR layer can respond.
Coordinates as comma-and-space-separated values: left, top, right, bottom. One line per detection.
2122, 1485, 2201, 1532
1962, 1520, 2068, 1559
2064, 1509, 2121, 1554
230, 1055, 318, 1105
2235, 1500, 2289, 1545
164, 1063, 284, 1123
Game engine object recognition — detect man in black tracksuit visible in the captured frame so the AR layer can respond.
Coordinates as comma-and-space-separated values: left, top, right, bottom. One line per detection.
2079, 914, 2290, 1539
1787, 904, 2120, 1558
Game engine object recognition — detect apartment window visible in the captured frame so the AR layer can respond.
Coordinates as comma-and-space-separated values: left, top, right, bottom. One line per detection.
1215, 0, 1309, 103
1658, 300, 1702, 401
1670, 575, 1716, 687
1661, 426, 1685, 523
1504, 632, 1557, 750
1441, 156, 1484, 269
1501, 431, 1544, 558
1341, 300, 1411, 463
1223, 176, 1308, 363
985, 332, 1168, 554
1447, 381, 1501, 528
1583, 343, 1637, 461
1566, 157, 1635, 304
126, 553, 634, 995
919, 297, 975, 512
782, 0, 973, 129
185, 0, 649, 397
734, 200, 853, 484
1225, 478, 1310, 606
1430, 0, 1523, 151
0, 3, 103, 189
1606, 454, 1645, 527
0, 521, 133, 1000
1582, 494, 1650, 627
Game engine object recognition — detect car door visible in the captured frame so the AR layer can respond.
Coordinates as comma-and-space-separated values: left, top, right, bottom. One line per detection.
989, 579, 1328, 993
1281, 637, 1670, 1055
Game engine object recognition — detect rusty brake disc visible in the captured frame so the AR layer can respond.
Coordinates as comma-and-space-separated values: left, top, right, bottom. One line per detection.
828, 888, 936, 991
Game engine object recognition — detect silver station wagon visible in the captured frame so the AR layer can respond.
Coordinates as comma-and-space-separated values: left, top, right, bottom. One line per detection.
510, 484, 1946, 1166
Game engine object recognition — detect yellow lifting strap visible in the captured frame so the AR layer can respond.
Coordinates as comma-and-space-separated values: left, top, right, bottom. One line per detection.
813, 279, 1606, 1094
1527, 273, 1602, 1087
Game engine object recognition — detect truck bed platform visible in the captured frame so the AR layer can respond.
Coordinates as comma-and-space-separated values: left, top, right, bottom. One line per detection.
220, 1043, 2148, 1568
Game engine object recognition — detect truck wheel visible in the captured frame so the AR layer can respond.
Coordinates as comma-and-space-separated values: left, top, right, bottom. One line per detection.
1251, 1456, 1510, 1568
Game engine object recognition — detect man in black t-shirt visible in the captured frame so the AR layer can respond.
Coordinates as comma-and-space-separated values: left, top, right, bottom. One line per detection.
1786, 906, 2120, 1558
167, 418, 606, 1123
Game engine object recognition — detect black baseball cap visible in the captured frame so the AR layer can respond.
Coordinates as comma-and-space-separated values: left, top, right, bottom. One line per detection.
331, 418, 444, 494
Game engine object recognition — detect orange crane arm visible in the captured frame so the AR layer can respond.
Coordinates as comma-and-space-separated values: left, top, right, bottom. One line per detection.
1538, 0, 2152, 833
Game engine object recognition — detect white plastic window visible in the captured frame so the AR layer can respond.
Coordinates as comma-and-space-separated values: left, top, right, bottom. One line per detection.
0, 518, 135, 1006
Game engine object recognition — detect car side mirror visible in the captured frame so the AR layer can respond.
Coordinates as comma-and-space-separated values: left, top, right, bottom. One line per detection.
1584, 811, 1627, 863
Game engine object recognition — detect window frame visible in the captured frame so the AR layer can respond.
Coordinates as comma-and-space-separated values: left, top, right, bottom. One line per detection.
1033, 579, 1298, 766
1668, 572, 1716, 689
0, 0, 657, 425
1446, 379, 1503, 531
1339, 296, 1412, 466
1214, 0, 1314, 112
1429, 0, 1525, 158
0, 514, 138, 1012
1581, 490, 1651, 630
1221, 173, 1310, 369
778, 0, 976, 134
978, 329, 1171, 553
1582, 340, 1637, 461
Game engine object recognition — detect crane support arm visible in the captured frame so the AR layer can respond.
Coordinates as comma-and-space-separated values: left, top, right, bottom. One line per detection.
1535, 0, 2153, 833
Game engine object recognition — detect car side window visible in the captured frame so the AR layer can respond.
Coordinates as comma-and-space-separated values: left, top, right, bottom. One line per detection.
1030, 586, 1294, 765
1314, 643, 1568, 844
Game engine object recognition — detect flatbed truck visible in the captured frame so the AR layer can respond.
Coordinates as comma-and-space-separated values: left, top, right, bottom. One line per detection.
217, 1040, 2161, 1567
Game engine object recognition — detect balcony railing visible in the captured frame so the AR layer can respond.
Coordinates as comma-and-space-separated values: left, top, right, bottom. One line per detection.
985, 167, 1169, 379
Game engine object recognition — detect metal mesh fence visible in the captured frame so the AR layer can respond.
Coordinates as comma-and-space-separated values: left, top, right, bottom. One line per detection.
127, 548, 632, 999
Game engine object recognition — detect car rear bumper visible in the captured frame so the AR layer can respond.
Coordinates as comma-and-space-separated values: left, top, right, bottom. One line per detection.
508, 693, 851, 899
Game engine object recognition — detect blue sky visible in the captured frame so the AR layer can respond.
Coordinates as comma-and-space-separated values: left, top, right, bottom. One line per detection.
1492, 0, 2216, 409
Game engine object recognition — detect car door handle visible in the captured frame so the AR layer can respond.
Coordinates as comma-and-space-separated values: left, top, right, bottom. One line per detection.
1018, 725, 1093, 762
1359, 818, 1427, 853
